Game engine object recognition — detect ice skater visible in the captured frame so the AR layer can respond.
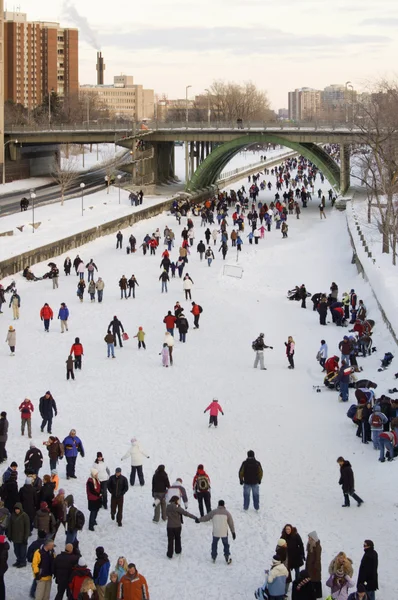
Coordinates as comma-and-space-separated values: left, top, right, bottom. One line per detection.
161, 343, 169, 367
204, 399, 224, 428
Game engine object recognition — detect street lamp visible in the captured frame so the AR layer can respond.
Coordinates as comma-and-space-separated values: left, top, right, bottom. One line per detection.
345, 81, 352, 124
48, 87, 54, 126
205, 89, 211, 125
3, 139, 18, 185
185, 85, 192, 125
30, 191, 36, 233
80, 182, 85, 216
117, 174, 122, 204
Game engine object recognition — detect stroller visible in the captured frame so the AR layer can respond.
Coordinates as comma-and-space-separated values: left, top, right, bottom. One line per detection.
378, 352, 394, 372
324, 371, 340, 390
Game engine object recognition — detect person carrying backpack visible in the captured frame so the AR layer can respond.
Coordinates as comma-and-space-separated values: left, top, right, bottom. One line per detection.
252, 333, 273, 370
368, 405, 388, 451
191, 302, 202, 329
204, 399, 224, 428
19, 399, 34, 439
65, 495, 85, 545
193, 464, 211, 517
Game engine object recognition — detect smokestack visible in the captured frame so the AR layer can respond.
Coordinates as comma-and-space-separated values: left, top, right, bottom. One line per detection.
96, 51, 105, 85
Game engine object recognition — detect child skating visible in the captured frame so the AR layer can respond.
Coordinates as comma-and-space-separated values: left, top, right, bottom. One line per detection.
160, 343, 169, 367
204, 398, 224, 428
66, 355, 75, 380
134, 327, 146, 349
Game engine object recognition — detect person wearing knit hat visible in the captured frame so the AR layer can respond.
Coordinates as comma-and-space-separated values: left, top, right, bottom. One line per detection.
120, 438, 149, 486
357, 540, 378, 600
69, 558, 93, 599
306, 531, 322, 598
24, 442, 43, 476
348, 583, 368, 600
86, 469, 102, 532
275, 538, 288, 563
5, 324, 16, 355
94, 452, 111, 510
326, 566, 354, 598
34, 501, 56, 535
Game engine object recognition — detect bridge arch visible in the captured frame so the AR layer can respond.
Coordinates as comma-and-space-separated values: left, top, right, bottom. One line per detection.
186, 134, 341, 192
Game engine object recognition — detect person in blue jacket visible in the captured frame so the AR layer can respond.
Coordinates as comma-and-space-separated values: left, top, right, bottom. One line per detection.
267, 555, 289, 599
62, 430, 84, 480
93, 546, 110, 598
58, 303, 69, 333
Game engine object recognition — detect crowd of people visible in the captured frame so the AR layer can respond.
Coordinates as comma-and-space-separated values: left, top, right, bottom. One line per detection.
0, 152, 386, 600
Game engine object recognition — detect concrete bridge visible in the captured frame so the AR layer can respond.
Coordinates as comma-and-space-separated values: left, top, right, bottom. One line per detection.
4, 121, 362, 192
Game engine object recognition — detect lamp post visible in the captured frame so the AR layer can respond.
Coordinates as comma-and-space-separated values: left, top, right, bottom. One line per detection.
117, 174, 122, 204
185, 85, 192, 125
86, 96, 90, 127
345, 81, 352, 124
80, 182, 85, 216
30, 191, 36, 233
347, 83, 354, 123
3, 139, 18, 185
48, 87, 54, 126
205, 88, 211, 125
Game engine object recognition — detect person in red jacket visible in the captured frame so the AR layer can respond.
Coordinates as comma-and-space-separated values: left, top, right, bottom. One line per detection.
19, 398, 34, 438
204, 399, 224, 428
70, 337, 84, 370
325, 356, 339, 374
191, 302, 202, 329
163, 311, 177, 335
40, 303, 53, 332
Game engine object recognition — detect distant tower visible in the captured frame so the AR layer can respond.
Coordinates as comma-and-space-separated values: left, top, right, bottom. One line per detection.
96, 51, 105, 85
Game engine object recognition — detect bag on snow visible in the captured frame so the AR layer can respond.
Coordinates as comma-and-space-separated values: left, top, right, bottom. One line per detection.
75, 509, 85, 531
347, 404, 357, 420
122, 332, 129, 341
196, 475, 210, 492
370, 413, 383, 428
126, 247, 130, 255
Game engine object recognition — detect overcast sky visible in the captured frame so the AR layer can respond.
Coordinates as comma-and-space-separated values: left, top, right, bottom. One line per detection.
25, 0, 398, 109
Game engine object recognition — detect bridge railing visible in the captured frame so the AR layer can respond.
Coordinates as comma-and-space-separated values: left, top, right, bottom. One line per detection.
5, 120, 361, 134
218, 150, 295, 181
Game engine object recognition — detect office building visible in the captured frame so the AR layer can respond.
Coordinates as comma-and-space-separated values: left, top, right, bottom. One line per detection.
80, 75, 155, 121
4, 10, 78, 110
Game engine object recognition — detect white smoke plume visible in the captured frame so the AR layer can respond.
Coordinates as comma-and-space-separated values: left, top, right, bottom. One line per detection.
62, 0, 101, 49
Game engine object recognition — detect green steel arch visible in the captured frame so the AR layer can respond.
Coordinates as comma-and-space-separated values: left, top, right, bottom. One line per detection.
186, 134, 341, 192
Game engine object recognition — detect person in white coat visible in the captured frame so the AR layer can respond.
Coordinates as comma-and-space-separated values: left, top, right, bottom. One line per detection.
183, 274, 194, 301
77, 262, 85, 280
6, 326, 16, 355
188, 228, 195, 247
164, 331, 174, 366
211, 229, 218, 246
121, 438, 149, 486
317, 339, 328, 370
198, 499, 235, 564
165, 478, 188, 507
93, 452, 111, 509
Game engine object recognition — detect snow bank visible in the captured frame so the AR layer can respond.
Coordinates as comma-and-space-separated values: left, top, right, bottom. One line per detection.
346, 195, 398, 343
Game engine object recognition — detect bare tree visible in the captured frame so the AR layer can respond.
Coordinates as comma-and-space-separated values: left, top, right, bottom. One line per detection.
207, 80, 274, 122
354, 82, 398, 263
51, 149, 80, 206
100, 146, 125, 194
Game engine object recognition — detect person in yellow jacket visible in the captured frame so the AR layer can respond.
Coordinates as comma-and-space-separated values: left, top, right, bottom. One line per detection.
133, 327, 146, 350
32, 538, 55, 600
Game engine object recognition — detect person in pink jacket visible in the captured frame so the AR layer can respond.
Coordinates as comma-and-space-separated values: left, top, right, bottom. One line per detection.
285, 336, 295, 369
204, 399, 224, 428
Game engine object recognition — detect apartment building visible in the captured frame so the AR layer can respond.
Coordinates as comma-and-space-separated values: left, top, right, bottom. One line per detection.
80, 75, 155, 121
4, 10, 78, 110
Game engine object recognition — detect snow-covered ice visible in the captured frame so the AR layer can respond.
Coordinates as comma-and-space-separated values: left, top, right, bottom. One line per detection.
0, 169, 396, 600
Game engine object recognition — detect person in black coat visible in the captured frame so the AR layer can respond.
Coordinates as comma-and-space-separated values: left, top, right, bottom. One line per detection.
152, 465, 170, 523
357, 540, 378, 598
318, 298, 328, 326
39, 475, 55, 507
292, 569, 317, 600
19, 478, 37, 530
281, 524, 305, 581
64, 258, 72, 276
238, 450, 263, 511
53, 543, 79, 599
176, 314, 189, 343
299, 284, 307, 309
1, 473, 19, 513
107, 316, 124, 348
24, 443, 43, 475
39, 392, 57, 435
0, 533, 9, 599
107, 469, 129, 526
337, 457, 364, 507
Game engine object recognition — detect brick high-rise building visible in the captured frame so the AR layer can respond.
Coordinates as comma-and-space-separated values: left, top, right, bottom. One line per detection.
4, 10, 78, 110
0, 1, 5, 170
